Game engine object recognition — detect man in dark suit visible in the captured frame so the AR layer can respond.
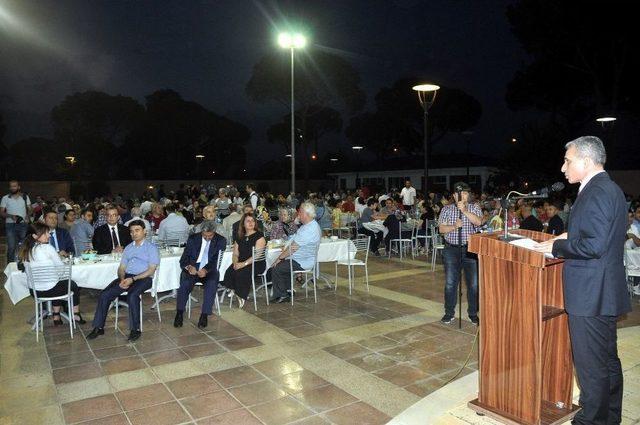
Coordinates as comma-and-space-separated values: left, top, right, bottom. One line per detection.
43, 209, 75, 256
519, 204, 543, 232
92, 205, 132, 254
174, 220, 226, 329
536, 136, 631, 425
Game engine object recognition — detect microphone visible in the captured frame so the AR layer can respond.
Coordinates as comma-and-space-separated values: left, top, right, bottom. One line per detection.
530, 182, 564, 196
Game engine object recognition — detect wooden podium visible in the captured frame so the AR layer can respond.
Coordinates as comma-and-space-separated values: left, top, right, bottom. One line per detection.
467, 229, 580, 425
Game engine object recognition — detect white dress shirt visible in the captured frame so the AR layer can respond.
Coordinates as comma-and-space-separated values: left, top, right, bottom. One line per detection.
579, 170, 605, 193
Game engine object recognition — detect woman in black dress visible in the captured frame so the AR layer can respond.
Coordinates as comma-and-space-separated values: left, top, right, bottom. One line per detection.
223, 214, 266, 308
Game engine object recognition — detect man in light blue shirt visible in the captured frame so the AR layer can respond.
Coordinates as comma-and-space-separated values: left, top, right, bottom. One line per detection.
87, 220, 159, 342
270, 202, 321, 303
70, 208, 95, 255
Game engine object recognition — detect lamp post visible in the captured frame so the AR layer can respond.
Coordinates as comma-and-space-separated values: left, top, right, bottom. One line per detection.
352, 146, 363, 190
195, 154, 205, 186
278, 32, 307, 195
412, 84, 440, 193
462, 130, 474, 184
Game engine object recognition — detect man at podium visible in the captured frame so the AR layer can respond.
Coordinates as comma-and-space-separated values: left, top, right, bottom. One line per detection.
535, 136, 631, 425
438, 181, 483, 325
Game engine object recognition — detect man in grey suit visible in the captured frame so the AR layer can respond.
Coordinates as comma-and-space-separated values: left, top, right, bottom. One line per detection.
536, 136, 631, 424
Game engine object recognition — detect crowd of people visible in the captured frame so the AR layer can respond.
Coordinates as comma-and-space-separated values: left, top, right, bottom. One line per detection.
2, 173, 639, 339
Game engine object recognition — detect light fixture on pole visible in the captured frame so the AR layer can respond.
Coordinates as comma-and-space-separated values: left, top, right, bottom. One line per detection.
352, 146, 364, 189
195, 154, 205, 185
412, 83, 439, 192
278, 31, 307, 195
462, 130, 474, 184
65, 156, 76, 165
596, 116, 617, 130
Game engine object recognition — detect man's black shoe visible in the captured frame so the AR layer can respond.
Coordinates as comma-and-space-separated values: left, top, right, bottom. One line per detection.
128, 329, 142, 341
197, 313, 208, 329
440, 315, 454, 324
469, 316, 479, 326
86, 328, 104, 339
174, 311, 183, 328
276, 296, 290, 304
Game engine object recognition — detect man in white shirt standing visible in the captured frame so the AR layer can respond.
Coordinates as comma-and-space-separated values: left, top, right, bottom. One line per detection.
246, 183, 259, 210
0, 180, 31, 263
157, 203, 189, 244
400, 180, 417, 211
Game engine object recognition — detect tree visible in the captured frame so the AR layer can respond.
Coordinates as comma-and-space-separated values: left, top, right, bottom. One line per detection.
7, 137, 63, 180
51, 91, 145, 178
246, 48, 365, 187
267, 106, 342, 181
347, 78, 482, 158
506, 1, 639, 123
141, 89, 250, 179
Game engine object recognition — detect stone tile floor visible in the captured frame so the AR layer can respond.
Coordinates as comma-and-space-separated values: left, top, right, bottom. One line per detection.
1, 240, 638, 424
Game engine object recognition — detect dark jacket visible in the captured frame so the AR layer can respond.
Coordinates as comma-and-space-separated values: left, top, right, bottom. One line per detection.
92, 223, 133, 255
50, 227, 75, 254
520, 215, 543, 232
552, 172, 631, 316
179, 232, 227, 275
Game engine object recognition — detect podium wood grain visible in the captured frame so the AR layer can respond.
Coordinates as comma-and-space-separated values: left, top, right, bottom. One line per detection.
468, 230, 579, 425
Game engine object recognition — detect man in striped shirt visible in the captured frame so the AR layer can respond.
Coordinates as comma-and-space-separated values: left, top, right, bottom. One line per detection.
437, 182, 483, 325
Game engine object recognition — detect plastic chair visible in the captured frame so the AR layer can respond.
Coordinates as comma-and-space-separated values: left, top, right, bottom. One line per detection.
25, 262, 75, 342
187, 249, 224, 317
113, 257, 162, 331
389, 221, 413, 260
335, 237, 370, 295
289, 244, 319, 305
430, 224, 445, 271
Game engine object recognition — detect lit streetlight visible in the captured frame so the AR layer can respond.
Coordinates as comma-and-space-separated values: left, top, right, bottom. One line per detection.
65, 156, 76, 165
352, 146, 364, 189
195, 154, 205, 185
412, 83, 440, 192
278, 31, 307, 195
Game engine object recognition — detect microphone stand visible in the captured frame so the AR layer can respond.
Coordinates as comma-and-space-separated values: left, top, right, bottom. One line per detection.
457, 189, 464, 329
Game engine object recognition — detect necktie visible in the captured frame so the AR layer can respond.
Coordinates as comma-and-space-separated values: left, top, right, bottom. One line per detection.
50, 231, 59, 251
111, 227, 118, 249
199, 240, 210, 270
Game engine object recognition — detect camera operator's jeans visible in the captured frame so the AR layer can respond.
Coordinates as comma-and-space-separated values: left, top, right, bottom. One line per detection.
442, 245, 479, 318
5, 223, 27, 263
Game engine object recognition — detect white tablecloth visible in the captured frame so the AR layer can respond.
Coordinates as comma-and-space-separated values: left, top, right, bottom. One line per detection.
3, 251, 183, 305
218, 238, 356, 280
625, 249, 640, 277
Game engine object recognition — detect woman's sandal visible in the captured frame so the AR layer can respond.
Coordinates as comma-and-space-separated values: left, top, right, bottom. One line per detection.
74, 313, 86, 325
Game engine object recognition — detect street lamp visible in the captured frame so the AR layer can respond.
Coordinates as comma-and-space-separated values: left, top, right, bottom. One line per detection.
352, 146, 364, 189
195, 154, 205, 185
278, 31, 307, 195
412, 83, 439, 192
462, 130, 474, 184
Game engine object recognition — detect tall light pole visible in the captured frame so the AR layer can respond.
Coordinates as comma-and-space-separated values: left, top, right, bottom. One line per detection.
352, 145, 363, 190
278, 32, 307, 195
412, 84, 440, 193
195, 154, 205, 186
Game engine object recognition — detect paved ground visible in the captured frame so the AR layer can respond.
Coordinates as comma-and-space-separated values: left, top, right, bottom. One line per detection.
1, 240, 638, 425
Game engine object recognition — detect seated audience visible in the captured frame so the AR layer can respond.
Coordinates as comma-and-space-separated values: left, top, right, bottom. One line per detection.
157, 203, 189, 243
92, 205, 133, 255
70, 208, 94, 255
58, 209, 76, 231
174, 220, 227, 328
269, 208, 299, 240
359, 198, 383, 255
269, 203, 321, 303
145, 202, 166, 230
519, 204, 543, 232
232, 204, 255, 242
43, 209, 75, 257
124, 207, 151, 232
87, 220, 159, 341
545, 200, 565, 236
223, 214, 266, 308
18, 223, 85, 325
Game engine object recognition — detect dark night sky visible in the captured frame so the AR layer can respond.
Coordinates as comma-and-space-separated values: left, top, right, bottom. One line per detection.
0, 0, 530, 167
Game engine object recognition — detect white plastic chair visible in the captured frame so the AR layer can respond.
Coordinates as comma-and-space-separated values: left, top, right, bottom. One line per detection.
289, 244, 319, 305
251, 246, 270, 309
162, 230, 188, 247
113, 259, 162, 331
413, 220, 433, 255
25, 262, 75, 342
389, 221, 413, 260
430, 224, 445, 271
335, 237, 370, 295
187, 249, 224, 317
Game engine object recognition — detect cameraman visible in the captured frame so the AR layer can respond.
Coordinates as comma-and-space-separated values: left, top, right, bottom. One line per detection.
1, 180, 32, 263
